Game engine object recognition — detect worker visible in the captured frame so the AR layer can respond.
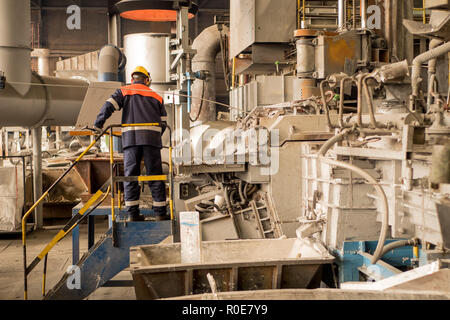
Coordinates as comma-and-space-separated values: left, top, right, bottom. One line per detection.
93, 66, 168, 222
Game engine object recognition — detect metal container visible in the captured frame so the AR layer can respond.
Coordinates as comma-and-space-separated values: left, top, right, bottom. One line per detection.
130, 238, 334, 300
123, 33, 173, 85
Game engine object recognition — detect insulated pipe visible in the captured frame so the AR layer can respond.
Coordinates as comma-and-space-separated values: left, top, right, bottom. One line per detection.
0, 0, 31, 96
0, 76, 89, 127
0, 0, 89, 127
379, 239, 420, 259
427, 40, 444, 107
191, 25, 229, 123
411, 41, 450, 107
317, 129, 390, 265
320, 80, 335, 130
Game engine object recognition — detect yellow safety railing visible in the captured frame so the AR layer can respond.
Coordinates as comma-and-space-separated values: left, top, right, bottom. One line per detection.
22, 123, 174, 300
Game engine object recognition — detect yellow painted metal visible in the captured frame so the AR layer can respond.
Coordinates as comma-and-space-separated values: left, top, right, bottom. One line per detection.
79, 190, 103, 215
42, 273, 46, 296
37, 230, 66, 260
413, 246, 419, 259
121, 123, 160, 127
22, 191, 49, 245
302, 0, 306, 21
109, 131, 115, 222
118, 189, 122, 210
76, 139, 97, 162
138, 175, 167, 182
169, 146, 173, 220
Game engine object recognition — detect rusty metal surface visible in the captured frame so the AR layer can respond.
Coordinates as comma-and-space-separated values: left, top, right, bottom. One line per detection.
42, 167, 87, 202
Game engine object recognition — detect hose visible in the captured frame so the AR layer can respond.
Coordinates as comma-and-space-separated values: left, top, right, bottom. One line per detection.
379, 239, 420, 259
363, 75, 381, 129
195, 203, 212, 213
189, 80, 205, 122
238, 180, 247, 205
200, 200, 221, 212
317, 129, 390, 265
320, 80, 335, 130
224, 186, 233, 215
356, 73, 364, 127
411, 41, 450, 108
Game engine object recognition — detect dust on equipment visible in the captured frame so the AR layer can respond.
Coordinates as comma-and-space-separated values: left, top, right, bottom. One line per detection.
3, 0, 448, 300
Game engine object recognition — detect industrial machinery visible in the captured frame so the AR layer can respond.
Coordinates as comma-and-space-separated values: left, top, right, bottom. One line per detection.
167, 0, 450, 292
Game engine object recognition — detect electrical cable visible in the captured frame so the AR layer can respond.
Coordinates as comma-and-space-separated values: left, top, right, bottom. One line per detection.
6, 80, 247, 114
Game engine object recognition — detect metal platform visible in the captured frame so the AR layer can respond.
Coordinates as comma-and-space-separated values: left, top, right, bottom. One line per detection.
45, 220, 171, 300
71, 203, 157, 264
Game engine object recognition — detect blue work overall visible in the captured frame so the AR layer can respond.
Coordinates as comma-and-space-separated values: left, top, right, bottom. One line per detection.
94, 81, 168, 217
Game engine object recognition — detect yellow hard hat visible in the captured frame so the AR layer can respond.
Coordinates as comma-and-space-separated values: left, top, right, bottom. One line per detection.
131, 66, 150, 79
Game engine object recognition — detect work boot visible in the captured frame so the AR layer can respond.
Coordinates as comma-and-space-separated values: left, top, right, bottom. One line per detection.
128, 213, 145, 222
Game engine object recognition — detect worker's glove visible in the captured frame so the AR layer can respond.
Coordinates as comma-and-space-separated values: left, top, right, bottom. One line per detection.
82, 126, 103, 139
92, 126, 102, 135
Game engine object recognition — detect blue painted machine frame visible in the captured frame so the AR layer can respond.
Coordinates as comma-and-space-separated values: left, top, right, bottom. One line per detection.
333, 240, 416, 283
44, 204, 172, 300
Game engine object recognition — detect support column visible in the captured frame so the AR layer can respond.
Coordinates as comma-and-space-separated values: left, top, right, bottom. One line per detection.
108, 13, 121, 47
174, 7, 192, 161
32, 48, 50, 76
32, 126, 43, 229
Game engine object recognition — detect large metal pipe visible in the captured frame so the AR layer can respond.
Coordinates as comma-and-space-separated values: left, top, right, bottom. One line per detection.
0, 75, 88, 127
0, 0, 88, 232
190, 25, 229, 123
98, 44, 126, 82
427, 39, 444, 107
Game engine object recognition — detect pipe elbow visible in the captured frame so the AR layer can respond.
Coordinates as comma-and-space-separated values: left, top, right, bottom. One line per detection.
98, 44, 126, 82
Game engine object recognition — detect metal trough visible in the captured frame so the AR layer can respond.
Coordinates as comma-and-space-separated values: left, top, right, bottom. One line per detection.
129, 238, 335, 300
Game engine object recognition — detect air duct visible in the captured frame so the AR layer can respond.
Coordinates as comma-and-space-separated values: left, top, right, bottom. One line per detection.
98, 44, 126, 82
190, 24, 229, 123
0, 0, 89, 230
0, 0, 32, 96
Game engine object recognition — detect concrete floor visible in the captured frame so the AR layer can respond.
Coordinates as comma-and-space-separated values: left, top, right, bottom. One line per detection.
0, 219, 136, 300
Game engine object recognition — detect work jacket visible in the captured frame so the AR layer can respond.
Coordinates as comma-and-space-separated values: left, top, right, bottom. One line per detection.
94, 81, 167, 149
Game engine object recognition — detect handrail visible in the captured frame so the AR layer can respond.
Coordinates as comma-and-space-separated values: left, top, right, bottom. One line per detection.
22, 122, 174, 300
